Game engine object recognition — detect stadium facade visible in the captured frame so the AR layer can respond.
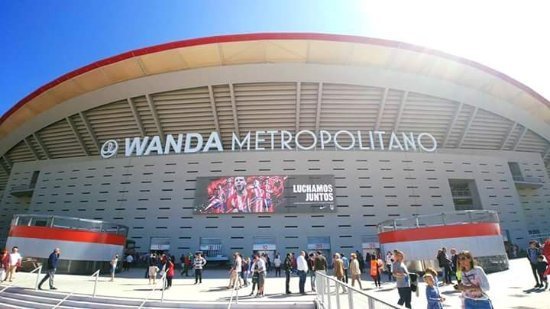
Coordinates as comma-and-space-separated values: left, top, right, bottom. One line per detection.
1, 33, 549, 262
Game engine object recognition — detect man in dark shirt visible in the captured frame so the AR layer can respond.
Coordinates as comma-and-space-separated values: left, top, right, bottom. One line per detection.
284, 253, 293, 294
314, 251, 328, 273
39, 248, 60, 290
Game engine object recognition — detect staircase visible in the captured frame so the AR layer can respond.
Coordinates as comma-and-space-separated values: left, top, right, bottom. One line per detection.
0, 286, 315, 309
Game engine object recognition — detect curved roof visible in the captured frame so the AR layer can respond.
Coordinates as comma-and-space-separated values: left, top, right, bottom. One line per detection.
2, 32, 549, 138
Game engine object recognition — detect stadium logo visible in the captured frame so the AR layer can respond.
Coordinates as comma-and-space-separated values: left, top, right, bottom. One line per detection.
100, 140, 119, 158
101, 130, 438, 158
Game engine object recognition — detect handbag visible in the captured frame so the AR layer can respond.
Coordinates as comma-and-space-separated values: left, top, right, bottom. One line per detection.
462, 271, 493, 309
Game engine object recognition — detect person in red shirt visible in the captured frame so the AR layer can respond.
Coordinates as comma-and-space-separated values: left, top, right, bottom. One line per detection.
165, 257, 175, 289
543, 238, 550, 262
0, 249, 10, 281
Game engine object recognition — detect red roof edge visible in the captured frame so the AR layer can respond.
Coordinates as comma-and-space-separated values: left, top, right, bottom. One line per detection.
2, 32, 549, 125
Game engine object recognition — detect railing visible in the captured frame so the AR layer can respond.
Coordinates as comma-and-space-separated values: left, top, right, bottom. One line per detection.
0, 265, 42, 294
91, 269, 100, 297
227, 275, 241, 309
32, 265, 42, 290
513, 175, 543, 183
10, 214, 129, 236
377, 210, 499, 233
450, 190, 472, 197
10, 183, 36, 192
50, 269, 101, 309
315, 272, 398, 309
138, 270, 167, 308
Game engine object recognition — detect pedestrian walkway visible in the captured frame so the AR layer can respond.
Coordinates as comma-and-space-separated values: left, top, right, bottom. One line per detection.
0, 258, 548, 308
358, 258, 549, 309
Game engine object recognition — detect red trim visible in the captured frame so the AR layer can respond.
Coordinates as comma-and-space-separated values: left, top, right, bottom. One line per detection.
378, 223, 501, 244
8, 225, 126, 246
1, 32, 548, 124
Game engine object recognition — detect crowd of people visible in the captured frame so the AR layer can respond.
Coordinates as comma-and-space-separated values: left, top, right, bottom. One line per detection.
1, 238, 550, 309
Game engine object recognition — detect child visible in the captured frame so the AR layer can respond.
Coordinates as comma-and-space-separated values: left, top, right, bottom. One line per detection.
536, 254, 548, 290
424, 267, 440, 286
424, 273, 445, 309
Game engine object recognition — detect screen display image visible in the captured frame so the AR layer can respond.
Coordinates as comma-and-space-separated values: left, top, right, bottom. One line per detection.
194, 175, 335, 214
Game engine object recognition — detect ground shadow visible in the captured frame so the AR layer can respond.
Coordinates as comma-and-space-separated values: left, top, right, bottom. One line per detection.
207, 285, 233, 292
522, 288, 546, 294
132, 288, 156, 292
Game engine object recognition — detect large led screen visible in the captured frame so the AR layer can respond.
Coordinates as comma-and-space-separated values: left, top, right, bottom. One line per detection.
194, 175, 336, 214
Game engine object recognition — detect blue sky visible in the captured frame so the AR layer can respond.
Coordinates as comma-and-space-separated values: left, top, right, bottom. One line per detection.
1, 0, 549, 117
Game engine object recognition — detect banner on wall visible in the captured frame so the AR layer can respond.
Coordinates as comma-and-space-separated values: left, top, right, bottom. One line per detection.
194, 175, 336, 214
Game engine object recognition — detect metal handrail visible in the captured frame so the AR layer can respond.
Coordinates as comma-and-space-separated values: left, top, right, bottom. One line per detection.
0, 265, 42, 294
31, 265, 42, 290
513, 175, 543, 183
11, 214, 128, 236
227, 272, 241, 309
377, 210, 499, 232
91, 269, 100, 297
138, 270, 167, 308
51, 269, 101, 309
315, 271, 399, 308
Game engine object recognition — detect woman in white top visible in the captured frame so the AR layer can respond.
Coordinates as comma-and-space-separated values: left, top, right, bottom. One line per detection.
456, 251, 492, 309
385, 251, 394, 281
110, 254, 119, 282
273, 254, 282, 277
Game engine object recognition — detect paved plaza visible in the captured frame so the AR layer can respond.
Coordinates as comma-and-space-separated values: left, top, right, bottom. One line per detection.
1, 258, 548, 308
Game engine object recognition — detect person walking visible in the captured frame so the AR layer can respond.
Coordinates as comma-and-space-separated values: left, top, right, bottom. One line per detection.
0, 249, 9, 282
38, 248, 60, 290
356, 250, 364, 273
274, 254, 282, 277
385, 251, 394, 282
437, 248, 453, 284
370, 254, 383, 288
284, 253, 293, 294
308, 252, 316, 292
341, 253, 349, 284
164, 257, 175, 290
527, 240, 543, 288
296, 251, 308, 295
7, 246, 22, 282
535, 254, 548, 290
314, 250, 328, 275
180, 253, 189, 277
393, 250, 411, 309
450, 248, 461, 284
182, 253, 192, 277
109, 254, 119, 282
241, 255, 250, 287
193, 252, 207, 284
228, 252, 243, 289
125, 254, 133, 272
249, 255, 259, 296
148, 254, 159, 285
333, 253, 346, 293
255, 253, 267, 297
350, 252, 363, 289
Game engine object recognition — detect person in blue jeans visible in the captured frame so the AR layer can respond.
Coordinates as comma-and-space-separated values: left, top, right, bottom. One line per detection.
392, 250, 411, 309
527, 240, 543, 288
38, 248, 60, 290
341, 253, 349, 283
296, 251, 308, 295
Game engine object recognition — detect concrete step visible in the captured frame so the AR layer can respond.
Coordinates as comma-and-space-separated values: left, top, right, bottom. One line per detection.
0, 286, 315, 309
